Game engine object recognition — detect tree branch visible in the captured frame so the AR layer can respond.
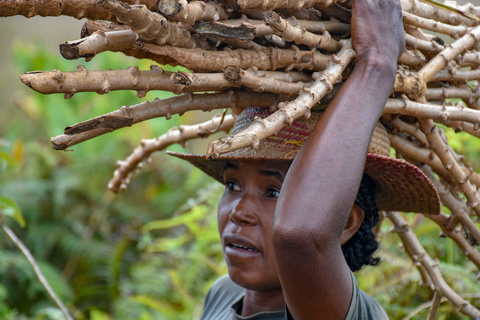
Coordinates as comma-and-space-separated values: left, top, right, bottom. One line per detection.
109, 114, 235, 193
0, 221, 74, 320
220, 16, 351, 36
418, 24, 480, 82
403, 11, 469, 38
139, 42, 332, 72
51, 91, 288, 150
387, 211, 480, 319
0, 0, 157, 19
224, 0, 339, 11
383, 97, 480, 125
388, 132, 455, 185
206, 39, 354, 157
422, 166, 480, 253
418, 114, 480, 219
400, 0, 479, 27
20, 65, 182, 97
264, 11, 340, 51
223, 66, 311, 96
405, 33, 444, 54
157, 0, 229, 25
60, 30, 137, 61
171, 69, 313, 94
99, 0, 212, 49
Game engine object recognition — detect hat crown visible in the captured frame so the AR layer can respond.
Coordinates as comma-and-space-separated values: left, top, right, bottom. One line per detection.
230, 106, 391, 159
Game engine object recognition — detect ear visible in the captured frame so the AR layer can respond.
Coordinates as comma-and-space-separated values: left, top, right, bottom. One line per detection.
340, 204, 365, 246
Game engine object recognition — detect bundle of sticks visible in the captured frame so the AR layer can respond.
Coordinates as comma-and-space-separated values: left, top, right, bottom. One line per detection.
2, 0, 480, 317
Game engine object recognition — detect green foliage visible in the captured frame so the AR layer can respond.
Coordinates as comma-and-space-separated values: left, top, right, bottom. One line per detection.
0, 196, 25, 228
3, 38, 480, 320
1, 41, 224, 319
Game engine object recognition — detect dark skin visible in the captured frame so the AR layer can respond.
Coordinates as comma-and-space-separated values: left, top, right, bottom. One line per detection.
218, 160, 365, 317
217, 0, 405, 318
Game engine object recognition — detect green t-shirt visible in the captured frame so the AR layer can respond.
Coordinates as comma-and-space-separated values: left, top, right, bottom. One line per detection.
200, 272, 388, 320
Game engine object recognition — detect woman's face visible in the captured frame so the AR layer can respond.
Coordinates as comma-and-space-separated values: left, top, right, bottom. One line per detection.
217, 159, 291, 292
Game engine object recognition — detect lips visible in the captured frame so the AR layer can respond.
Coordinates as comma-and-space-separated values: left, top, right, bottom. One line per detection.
223, 233, 260, 254
230, 243, 259, 252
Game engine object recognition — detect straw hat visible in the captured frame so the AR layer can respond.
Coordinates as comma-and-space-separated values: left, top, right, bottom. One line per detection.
168, 106, 440, 215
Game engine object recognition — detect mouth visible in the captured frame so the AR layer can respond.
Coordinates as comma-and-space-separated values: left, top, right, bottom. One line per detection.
223, 234, 261, 256
228, 242, 260, 252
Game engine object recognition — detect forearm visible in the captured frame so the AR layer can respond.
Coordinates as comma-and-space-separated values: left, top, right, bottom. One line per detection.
273, 57, 396, 247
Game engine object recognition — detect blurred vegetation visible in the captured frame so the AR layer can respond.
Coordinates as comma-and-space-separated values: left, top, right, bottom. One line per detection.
0, 41, 479, 320
0, 41, 226, 320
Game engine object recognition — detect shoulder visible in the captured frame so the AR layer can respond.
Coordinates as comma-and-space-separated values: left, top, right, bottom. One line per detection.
344, 272, 389, 320
200, 274, 245, 320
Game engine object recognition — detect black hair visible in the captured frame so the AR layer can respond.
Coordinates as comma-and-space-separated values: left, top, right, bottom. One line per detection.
341, 174, 380, 272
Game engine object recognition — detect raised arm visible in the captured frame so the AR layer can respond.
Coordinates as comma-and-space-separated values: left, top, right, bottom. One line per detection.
272, 0, 405, 318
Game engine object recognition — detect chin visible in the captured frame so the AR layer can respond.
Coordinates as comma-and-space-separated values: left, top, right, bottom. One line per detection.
227, 266, 281, 292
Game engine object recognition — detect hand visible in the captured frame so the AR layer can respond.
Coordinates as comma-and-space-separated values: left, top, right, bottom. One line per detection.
351, 0, 405, 68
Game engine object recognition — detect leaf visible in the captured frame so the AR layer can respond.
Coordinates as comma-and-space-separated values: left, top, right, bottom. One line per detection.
141, 206, 205, 233
0, 196, 26, 228
0, 151, 16, 168
130, 295, 178, 317
90, 308, 112, 320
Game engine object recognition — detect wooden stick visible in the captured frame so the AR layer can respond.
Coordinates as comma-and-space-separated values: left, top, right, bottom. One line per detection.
0, 222, 74, 320
140, 42, 332, 72
405, 33, 443, 54
387, 211, 480, 319
425, 86, 480, 101
60, 30, 137, 61
383, 98, 480, 125
387, 115, 427, 145
0, 0, 157, 19
229, 0, 338, 11
157, 0, 229, 25
109, 114, 235, 193
206, 39, 354, 157
20, 65, 182, 97
264, 11, 340, 51
223, 66, 311, 96
400, 0, 478, 27
99, 0, 211, 49
430, 68, 480, 82
402, 11, 469, 38
399, 50, 428, 70
460, 51, 480, 66
418, 25, 480, 82
422, 166, 480, 248
445, 121, 480, 139
418, 114, 480, 219
388, 132, 454, 185
51, 91, 288, 150
427, 292, 441, 320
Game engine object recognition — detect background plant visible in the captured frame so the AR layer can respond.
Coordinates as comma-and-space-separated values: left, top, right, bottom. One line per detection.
0, 42, 225, 319
1, 41, 479, 320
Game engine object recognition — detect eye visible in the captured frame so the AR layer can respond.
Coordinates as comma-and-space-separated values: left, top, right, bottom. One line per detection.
265, 188, 280, 199
226, 180, 241, 192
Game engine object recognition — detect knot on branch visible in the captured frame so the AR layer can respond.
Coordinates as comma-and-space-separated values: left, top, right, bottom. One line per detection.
223, 66, 242, 81
394, 73, 427, 99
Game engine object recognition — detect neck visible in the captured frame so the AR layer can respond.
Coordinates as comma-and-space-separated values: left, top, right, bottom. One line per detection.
241, 288, 285, 317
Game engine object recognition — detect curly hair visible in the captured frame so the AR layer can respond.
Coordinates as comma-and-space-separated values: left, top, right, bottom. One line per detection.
341, 174, 380, 272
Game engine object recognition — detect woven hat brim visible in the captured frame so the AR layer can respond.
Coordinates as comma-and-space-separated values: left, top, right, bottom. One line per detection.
167, 151, 440, 215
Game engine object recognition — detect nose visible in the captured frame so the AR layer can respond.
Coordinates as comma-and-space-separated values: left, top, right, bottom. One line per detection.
229, 194, 258, 226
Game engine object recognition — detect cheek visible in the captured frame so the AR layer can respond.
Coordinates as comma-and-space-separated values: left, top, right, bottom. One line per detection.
217, 192, 231, 234
262, 200, 278, 228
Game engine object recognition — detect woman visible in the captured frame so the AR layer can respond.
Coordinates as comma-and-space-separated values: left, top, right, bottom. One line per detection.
170, 0, 440, 318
